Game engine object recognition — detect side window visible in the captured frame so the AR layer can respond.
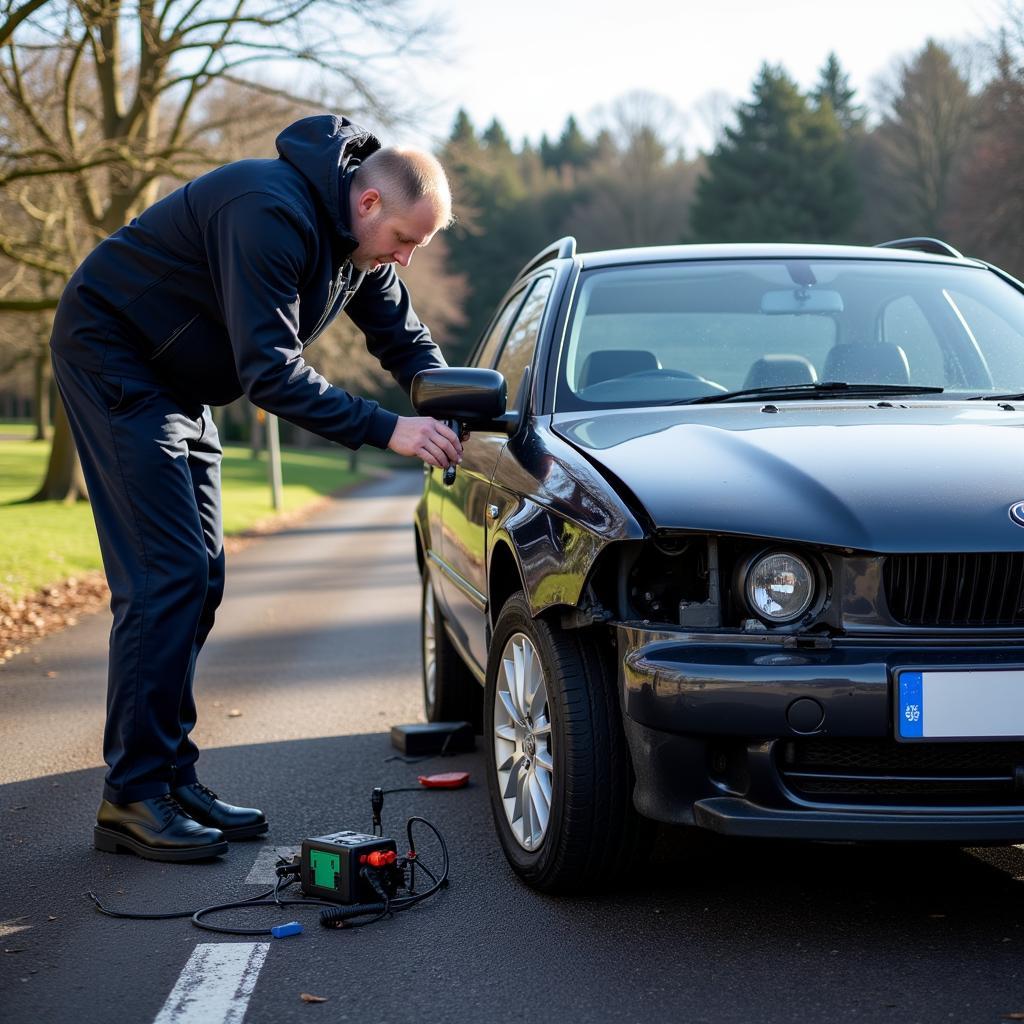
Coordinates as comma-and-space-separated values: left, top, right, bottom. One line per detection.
947, 289, 1024, 389
494, 276, 554, 410
474, 288, 527, 369
880, 296, 948, 386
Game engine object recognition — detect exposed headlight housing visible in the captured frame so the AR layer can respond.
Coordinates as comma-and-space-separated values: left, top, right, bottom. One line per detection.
744, 551, 816, 624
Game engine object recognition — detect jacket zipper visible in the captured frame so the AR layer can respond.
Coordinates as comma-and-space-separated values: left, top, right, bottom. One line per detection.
305, 266, 349, 347
150, 313, 199, 360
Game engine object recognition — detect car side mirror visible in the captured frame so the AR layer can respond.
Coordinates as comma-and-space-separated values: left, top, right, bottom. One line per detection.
412, 368, 518, 486
411, 367, 517, 434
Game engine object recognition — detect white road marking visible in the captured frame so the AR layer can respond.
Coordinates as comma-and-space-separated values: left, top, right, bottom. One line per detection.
245, 844, 301, 885
153, 943, 269, 1024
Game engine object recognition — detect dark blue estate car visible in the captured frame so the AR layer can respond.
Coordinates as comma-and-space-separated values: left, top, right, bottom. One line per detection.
412, 237, 1024, 892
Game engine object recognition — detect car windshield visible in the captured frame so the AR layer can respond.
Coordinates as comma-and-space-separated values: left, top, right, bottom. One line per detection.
555, 259, 1024, 410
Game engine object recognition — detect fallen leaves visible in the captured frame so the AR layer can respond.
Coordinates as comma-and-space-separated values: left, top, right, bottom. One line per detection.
227, 708, 242, 718
0, 573, 109, 664
299, 993, 328, 1003
0, 492, 347, 665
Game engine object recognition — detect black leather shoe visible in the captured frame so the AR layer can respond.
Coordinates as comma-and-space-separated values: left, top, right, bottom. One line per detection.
172, 782, 268, 840
94, 795, 228, 861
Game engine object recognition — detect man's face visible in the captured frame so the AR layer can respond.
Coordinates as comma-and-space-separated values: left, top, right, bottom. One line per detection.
349, 189, 442, 273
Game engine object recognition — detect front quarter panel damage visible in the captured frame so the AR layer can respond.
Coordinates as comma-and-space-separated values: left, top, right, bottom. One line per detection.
487, 424, 644, 618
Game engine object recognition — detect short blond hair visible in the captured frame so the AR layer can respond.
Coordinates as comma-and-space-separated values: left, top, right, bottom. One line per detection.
354, 147, 453, 227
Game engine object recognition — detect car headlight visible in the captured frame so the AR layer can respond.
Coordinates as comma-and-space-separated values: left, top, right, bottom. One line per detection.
744, 551, 816, 624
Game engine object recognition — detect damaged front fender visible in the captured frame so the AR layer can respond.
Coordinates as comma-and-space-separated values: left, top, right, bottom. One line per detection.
486, 424, 645, 618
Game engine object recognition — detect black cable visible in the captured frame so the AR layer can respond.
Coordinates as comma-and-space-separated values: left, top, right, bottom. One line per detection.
88, 816, 450, 936
384, 730, 456, 764
88, 886, 275, 921
401, 816, 450, 907
192, 894, 352, 936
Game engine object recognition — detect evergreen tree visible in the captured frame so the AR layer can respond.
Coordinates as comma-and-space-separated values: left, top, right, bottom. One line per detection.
449, 108, 478, 148
690, 63, 860, 242
555, 115, 594, 167
812, 52, 865, 132
441, 112, 546, 361
539, 132, 558, 168
538, 118, 596, 169
482, 118, 512, 153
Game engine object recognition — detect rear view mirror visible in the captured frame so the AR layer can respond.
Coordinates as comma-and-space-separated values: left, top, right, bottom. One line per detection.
761, 288, 844, 314
411, 367, 509, 428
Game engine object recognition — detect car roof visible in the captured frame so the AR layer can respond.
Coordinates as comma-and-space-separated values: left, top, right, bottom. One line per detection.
575, 242, 985, 271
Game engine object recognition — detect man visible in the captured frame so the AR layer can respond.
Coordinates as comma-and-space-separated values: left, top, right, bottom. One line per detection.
49, 113, 463, 862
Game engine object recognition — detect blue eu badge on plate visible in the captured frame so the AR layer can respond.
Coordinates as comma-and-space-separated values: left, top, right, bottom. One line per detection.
898, 671, 923, 738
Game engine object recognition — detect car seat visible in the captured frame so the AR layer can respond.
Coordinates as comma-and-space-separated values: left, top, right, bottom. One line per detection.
743, 354, 818, 389
578, 349, 661, 389
823, 342, 911, 385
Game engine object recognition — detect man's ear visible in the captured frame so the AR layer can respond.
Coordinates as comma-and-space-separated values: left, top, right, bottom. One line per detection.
356, 188, 382, 217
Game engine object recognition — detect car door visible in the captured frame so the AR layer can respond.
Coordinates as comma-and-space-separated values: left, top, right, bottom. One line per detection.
439, 274, 554, 670
431, 284, 528, 665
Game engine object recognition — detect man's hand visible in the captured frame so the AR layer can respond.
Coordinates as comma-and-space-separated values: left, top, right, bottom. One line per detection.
387, 416, 464, 469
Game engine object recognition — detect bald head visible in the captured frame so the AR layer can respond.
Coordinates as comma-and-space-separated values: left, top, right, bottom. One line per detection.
347, 147, 452, 271
353, 146, 452, 227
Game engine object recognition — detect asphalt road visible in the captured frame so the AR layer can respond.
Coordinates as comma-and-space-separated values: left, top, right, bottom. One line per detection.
2, 469, 1024, 1024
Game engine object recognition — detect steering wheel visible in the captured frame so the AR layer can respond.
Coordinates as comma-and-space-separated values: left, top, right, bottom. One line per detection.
615, 368, 729, 392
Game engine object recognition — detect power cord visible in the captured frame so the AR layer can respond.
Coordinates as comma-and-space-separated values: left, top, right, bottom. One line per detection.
88, 814, 449, 937
384, 730, 457, 764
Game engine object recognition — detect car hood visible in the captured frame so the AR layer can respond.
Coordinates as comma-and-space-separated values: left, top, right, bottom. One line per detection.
550, 402, 1024, 552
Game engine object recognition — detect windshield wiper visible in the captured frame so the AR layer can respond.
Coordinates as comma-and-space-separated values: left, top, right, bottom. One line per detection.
683, 381, 945, 405
968, 392, 1024, 401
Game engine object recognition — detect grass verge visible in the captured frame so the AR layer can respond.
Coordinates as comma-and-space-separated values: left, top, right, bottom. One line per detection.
0, 438, 370, 601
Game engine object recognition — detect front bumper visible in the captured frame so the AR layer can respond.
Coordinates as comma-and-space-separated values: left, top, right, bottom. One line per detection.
693, 797, 1024, 841
617, 624, 1024, 841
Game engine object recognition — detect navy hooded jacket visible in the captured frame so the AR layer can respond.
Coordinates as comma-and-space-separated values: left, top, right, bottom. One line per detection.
50, 115, 447, 450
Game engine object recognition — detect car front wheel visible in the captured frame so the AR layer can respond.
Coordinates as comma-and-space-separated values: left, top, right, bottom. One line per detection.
485, 591, 646, 892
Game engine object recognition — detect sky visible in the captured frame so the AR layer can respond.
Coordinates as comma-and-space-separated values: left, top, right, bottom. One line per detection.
389, 0, 1003, 154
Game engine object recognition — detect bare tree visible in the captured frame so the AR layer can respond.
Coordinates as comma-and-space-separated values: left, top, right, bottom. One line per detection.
0, 0, 440, 499
950, 3, 1024, 277
858, 40, 977, 241
573, 91, 700, 248
691, 88, 735, 153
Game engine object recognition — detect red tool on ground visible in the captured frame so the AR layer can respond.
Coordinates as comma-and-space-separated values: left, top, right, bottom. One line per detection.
417, 771, 470, 789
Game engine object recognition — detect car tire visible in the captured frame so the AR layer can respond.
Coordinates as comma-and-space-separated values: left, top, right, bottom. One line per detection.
485, 590, 648, 893
421, 573, 482, 730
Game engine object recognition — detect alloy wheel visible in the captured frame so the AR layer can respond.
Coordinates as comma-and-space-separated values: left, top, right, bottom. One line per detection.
493, 631, 553, 850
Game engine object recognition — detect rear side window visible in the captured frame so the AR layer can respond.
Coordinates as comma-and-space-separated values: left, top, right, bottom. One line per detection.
474, 287, 526, 369
495, 275, 554, 410
947, 289, 1024, 387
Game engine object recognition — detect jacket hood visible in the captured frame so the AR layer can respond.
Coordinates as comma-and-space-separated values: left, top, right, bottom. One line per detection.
275, 114, 380, 237
551, 403, 1024, 553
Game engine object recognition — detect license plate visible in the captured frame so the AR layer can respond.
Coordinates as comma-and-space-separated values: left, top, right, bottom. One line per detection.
897, 669, 1024, 740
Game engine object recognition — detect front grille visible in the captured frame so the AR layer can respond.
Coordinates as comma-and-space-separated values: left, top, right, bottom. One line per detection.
778, 738, 1024, 806
883, 553, 1024, 627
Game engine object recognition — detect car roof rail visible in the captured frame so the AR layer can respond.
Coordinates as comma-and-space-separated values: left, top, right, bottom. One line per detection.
514, 236, 577, 282
876, 236, 964, 259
